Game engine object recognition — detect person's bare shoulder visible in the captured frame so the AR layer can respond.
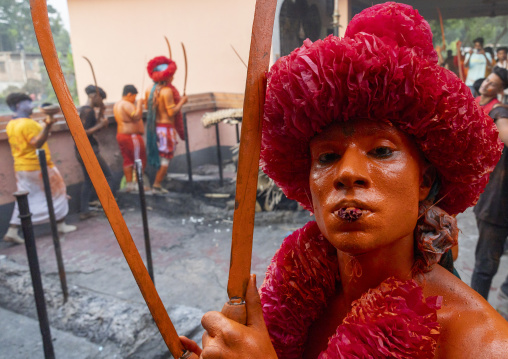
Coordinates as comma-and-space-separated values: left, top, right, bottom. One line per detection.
423, 265, 508, 358
161, 86, 173, 94
117, 99, 135, 113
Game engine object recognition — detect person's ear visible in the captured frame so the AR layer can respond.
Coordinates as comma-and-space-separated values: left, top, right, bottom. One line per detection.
419, 164, 436, 201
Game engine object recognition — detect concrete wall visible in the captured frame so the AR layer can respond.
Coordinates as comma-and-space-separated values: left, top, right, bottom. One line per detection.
67, 0, 257, 105
67, 0, 352, 104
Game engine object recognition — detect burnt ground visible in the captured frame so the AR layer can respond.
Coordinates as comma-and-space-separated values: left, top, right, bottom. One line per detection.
0, 165, 507, 358
0, 166, 309, 358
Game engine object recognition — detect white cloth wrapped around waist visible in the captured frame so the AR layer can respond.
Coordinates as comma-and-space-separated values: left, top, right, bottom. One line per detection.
10, 166, 69, 225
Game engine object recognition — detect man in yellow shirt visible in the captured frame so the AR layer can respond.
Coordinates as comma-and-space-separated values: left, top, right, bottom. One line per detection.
4, 93, 76, 244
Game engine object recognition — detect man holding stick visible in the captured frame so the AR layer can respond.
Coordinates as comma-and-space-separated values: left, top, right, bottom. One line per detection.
145, 56, 187, 194
76, 85, 113, 219
4, 92, 76, 244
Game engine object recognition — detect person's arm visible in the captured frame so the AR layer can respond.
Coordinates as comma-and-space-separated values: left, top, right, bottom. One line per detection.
163, 89, 188, 117
80, 105, 108, 136
464, 52, 472, 67
436, 46, 445, 66
130, 100, 144, 122
29, 116, 56, 148
483, 51, 492, 66
496, 117, 508, 146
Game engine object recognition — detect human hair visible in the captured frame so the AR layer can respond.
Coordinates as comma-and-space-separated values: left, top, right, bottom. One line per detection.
473, 77, 485, 94
122, 84, 138, 96
497, 46, 507, 54
473, 37, 484, 47
84, 85, 107, 99
493, 67, 508, 89
6, 92, 31, 110
413, 201, 458, 276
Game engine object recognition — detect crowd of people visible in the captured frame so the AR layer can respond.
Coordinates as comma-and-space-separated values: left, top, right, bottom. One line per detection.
3, 2, 508, 357
434, 32, 508, 321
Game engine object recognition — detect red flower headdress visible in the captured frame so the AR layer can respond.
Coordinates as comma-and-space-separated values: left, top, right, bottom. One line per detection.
147, 56, 177, 83
260, 2, 503, 215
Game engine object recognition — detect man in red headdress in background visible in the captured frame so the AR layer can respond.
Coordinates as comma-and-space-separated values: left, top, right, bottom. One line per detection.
145, 56, 187, 194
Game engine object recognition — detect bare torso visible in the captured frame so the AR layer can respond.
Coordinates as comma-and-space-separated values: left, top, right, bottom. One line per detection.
145, 85, 176, 125
303, 265, 508, 358
113, 99, 144, 135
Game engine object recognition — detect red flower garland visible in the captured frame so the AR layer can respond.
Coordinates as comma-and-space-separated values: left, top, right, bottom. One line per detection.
260, 221, 441, 359
321, 278, 441, 358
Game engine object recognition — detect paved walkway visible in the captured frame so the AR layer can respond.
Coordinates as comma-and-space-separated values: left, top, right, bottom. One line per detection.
0, 200, 507, 358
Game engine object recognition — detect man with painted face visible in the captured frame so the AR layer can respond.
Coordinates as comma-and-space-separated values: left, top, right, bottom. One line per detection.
471, 67, 508, 318
114, 84, 145, 192
4, 93, 76, 244
180, 3, 508, 358
145, 56, 188, 194
76, 85, 113, 220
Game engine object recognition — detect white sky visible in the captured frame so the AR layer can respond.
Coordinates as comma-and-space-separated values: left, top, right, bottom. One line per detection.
47, 0, 70, 31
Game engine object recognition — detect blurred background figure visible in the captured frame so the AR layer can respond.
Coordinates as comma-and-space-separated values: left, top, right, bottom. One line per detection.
495, 47, 508, 69
465, 37, 493, 96
113, 84, 146, 193
4, 92, 76, 243
76, 85, 113, 220
471, 68, 508, 319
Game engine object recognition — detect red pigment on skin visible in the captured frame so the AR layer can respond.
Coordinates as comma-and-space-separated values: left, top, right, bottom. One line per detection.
337, 208, 363, 222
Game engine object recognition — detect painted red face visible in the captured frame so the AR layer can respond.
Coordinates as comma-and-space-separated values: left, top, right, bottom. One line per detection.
309, 119, 431, 255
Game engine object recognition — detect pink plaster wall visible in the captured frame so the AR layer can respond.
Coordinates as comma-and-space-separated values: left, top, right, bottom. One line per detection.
67, 0, 256, 105
0, 93, 243, 206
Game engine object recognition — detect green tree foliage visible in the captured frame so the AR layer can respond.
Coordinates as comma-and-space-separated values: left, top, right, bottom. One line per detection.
0, 0, 77, 106
429, 16, 508, 55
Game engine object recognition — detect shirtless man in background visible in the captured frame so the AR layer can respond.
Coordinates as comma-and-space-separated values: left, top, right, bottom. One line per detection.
114, 84, 145, 192
145, 56, 187, 194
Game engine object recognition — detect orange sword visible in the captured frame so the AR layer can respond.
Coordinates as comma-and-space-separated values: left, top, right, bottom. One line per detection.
30, 1, 193, 358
